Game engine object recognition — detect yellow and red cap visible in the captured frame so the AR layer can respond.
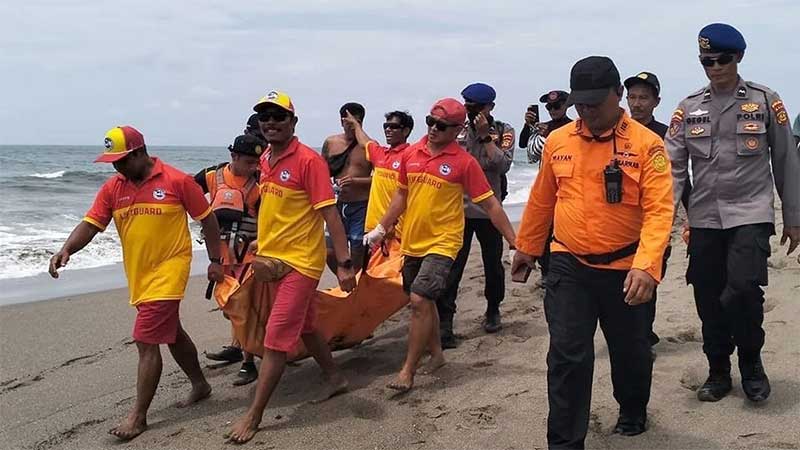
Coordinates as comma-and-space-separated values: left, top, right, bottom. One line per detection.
95, 126, 145, 163
253, 90, 295, 114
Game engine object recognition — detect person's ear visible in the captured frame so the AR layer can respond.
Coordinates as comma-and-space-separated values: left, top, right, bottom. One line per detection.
488, 102, 495, 112
655, 96, 661, 108
736, 52, 744, 63
291, 115, 299, 126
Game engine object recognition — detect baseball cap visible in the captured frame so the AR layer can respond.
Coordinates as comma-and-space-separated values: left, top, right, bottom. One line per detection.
229, 134, 266, 157
698, 23, 746, 54
624, 72, 661, 96
566, 56, 621, 106
461, 83, 496, 104
430, 98, 467, 125
95, 126, 145, 163
539, 90, 569, 104
253, 90, 295, 114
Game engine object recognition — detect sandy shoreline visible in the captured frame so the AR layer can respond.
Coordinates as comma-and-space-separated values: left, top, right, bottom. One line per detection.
1, 215, 799, 450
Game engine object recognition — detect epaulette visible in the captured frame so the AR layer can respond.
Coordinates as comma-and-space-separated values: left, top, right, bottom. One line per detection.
744, 81, 774, 95
687, 87, 706, 98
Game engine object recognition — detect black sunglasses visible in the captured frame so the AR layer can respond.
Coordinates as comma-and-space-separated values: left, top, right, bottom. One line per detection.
383, 123, 404, 130
545, 102, 564, 111
425, 115, 459, 131
700, 53, 735, 67
257, 110, 291, 122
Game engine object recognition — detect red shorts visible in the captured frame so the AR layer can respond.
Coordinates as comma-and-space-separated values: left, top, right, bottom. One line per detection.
264, 270, 319, 352
132, 300, 181, 345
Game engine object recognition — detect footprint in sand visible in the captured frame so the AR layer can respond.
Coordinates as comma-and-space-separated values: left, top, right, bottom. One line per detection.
460, 404, 501, 429
679, 365, 705, 391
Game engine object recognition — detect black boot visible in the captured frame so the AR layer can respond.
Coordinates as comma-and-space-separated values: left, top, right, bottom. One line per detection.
233, 361, 258, 386
483, 310, 502, 333
697, 356, 732, 402
440, 321, 457, 349
613, 412, 647, 436
204, 345, 243, 363
739, 355, 770, 402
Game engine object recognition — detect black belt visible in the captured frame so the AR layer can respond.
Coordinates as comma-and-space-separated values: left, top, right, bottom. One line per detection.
552, 236, 639, 265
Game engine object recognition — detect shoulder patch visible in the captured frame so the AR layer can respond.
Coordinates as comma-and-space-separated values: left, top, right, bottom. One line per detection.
651, 153, 668, 173
669, 109, 684, 137
771, 100, 789, 126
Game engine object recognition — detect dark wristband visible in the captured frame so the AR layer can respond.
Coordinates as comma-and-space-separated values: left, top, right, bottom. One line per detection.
337, 259, 353, 269
210, 257, 222, 264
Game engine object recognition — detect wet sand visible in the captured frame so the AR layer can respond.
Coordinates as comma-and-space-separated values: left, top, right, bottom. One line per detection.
1, 214, 799, 450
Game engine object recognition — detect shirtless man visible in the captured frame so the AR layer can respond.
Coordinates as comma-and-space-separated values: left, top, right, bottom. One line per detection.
322, 102, 372, 272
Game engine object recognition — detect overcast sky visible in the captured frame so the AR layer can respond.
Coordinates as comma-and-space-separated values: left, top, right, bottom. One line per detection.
1, 0, 797, 147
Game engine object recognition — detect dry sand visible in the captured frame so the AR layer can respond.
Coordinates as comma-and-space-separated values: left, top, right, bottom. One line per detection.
1, 214, 799, 450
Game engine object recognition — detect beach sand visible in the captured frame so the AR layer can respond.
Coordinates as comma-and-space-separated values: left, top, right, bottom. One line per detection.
1, 213, 799, 450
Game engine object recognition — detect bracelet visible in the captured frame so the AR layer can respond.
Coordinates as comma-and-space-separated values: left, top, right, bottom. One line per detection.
210, 257, 222, 264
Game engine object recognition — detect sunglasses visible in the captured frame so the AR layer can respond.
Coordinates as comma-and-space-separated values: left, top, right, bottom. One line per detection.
545, 102, 564, 111
425, 115, 459, 131
257, 110, 291, 122
383, 123, 404, 130
700, 53, 735, 67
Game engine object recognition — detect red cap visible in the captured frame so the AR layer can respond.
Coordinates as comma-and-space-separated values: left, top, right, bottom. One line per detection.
430, 98, 466, 125
95, 126, 146, 163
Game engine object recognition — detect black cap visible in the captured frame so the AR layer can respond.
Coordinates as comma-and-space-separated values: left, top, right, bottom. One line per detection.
567, 56, 621, 106
229, 134, 266, 157
539, 90, 569, 104
624, 72, 661, 96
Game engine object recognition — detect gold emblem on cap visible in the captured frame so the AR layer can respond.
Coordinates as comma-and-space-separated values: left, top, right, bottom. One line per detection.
699, 36, 711, 50
741, 103, 759, 113
637, 73, 648, 80
690, 126, 705, 136
255, 145, 263, 155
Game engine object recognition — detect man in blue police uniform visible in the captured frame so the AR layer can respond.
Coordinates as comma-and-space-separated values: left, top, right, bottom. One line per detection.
437, 83, 515, 347
666, 23, 800, 403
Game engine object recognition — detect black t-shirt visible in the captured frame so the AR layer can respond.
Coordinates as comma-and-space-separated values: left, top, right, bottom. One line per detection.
645, 119, 669, 139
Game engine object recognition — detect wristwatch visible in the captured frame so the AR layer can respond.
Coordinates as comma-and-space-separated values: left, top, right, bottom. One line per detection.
337, 259, 353, 269
210, 257, 222, 264
478, 135, 492, 144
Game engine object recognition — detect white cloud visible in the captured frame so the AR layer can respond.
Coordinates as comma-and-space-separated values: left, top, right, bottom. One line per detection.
0, 0, 797, 146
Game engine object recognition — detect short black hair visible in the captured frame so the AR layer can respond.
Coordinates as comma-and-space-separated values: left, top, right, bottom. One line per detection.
340, 102, 365, 121
384, 111, 414, 132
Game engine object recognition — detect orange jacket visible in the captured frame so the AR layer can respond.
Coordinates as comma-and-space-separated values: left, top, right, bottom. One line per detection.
515, 111, 674, 282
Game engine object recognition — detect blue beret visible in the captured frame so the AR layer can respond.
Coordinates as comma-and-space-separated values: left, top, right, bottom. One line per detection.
699, 23, 746, 53
461, 83, 496, 104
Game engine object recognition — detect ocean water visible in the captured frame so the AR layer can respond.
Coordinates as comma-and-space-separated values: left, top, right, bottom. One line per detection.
0, 145, 537, 281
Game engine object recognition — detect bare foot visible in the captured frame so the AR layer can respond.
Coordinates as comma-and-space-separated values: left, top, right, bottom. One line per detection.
226, 412, 261, 444
311, 373, 349, 404
108, 413, 147, 441
387, 371, 414, 393
176, 381, 212, 408
419, 354, 446, 375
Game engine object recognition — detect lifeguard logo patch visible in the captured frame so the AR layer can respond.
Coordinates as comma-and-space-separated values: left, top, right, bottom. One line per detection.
152, 188, 166, 200
280, 170, 291, 182
439, 164, 451, 176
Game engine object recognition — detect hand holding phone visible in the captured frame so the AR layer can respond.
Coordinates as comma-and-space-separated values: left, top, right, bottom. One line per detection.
510, 250, 537, 283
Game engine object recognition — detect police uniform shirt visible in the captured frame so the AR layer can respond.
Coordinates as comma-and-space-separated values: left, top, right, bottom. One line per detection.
665, 77, 800, 229
456, 119, 515, 219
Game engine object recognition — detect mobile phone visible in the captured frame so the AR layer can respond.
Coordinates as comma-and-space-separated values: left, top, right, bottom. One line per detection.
527, 105, 539, 123
511, 265, 533, 283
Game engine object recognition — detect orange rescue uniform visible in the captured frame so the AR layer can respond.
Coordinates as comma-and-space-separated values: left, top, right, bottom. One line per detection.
84, 158, 212, 305
256, 137, 336, 280
515, 112, 674, 281
398, 136, 494, 260
365, 141, 409, 237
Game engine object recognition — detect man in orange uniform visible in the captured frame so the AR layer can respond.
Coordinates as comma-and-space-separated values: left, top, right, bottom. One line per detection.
49, 126, 224, 441
342, 109, 414, 241
512, 57, 674, 448
364, 98, 517, 393
196, 133, 265, 385
227, 91, 356, 444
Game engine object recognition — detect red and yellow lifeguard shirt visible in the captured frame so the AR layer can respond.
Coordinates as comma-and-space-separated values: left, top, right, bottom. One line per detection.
257, 137, 336, 280
398, 136, 494, 259
365, 141, 409, 237
83, 158, 212, 306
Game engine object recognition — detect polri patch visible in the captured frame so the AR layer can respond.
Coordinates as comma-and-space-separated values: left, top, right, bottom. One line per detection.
771, 100, 789, 126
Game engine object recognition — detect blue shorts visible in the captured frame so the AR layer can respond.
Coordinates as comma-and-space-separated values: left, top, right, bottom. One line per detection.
327, 200, 367, 250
